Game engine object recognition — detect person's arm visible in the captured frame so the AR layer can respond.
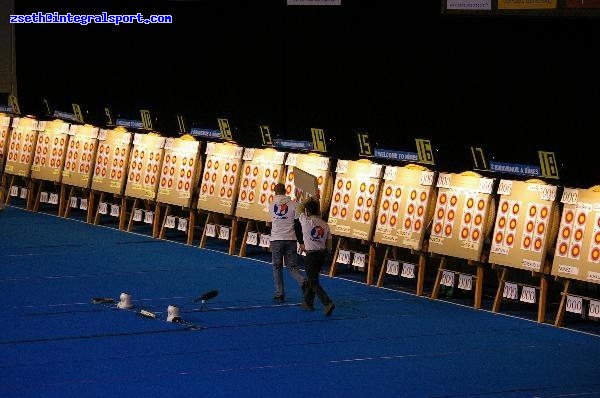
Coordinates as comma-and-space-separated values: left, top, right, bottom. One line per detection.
295, 195, 312, 214
294, 219, 304, 244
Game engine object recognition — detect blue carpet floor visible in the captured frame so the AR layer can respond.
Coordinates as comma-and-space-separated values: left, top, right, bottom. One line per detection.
1, 206, 600, 397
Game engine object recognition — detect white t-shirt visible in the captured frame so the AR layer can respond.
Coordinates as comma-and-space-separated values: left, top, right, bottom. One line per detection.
269, 195, 298, 241
299, 213, 331, 251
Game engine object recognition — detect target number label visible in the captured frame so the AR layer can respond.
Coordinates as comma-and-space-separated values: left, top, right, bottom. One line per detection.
177, 217, 188, 232
400, 262, 415, 279
357, 132, 372, 156
247, 231, 258, 245
419, 171, 434, 186
352, 252, 366, 268
383, 166, 397, 181
205, 223, 216, 237
311, 128, 327, 153
70, 196, 78, 208
165, 215, 176, 229
589, 300, 600, 318
40, 191, 49, 203
259, 233, 271, 248
503, 282, 518, 300
110, 204, 120, 217
335, 160, 348, 174
440, 270, 455, 287
337, 250, 351, 264
477, 178, 494, 194
520, 286, 536, 304
386, 260, 400, 276
98, 202, 108, 215
218, 226, 230, 240
561, 188, 579, 205
540, 185, 557, 202
144, 211, 154, 224
415, 138, 434, 165
80, 198, 88, 210
436, 173, 451, 188
566, 295, 583, 314
497, 180, 513, 196
458, 274, 472, 291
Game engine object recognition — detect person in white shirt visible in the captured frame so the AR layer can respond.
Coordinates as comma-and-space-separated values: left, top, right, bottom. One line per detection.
269, 183, 307, 303
297, 196, 335, 316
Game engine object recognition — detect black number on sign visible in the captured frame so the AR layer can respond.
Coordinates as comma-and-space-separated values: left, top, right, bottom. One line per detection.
218, 118, 233, 140
311, 128, 327, 152
470, 146, 487, 170
415, 138, 434, 164
140, 110, 153, 130
260, 125, 273, 146
357, 133, 372, 156
538, 151, 559, 179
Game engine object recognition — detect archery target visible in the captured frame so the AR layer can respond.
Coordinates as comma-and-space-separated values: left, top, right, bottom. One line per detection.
432, 191, 459, 239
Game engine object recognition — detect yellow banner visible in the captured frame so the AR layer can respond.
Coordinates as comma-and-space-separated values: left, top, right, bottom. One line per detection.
498, 0, 556, 9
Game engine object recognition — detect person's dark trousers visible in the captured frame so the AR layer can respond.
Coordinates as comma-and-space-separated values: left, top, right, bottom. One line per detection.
303, 250, 331, 307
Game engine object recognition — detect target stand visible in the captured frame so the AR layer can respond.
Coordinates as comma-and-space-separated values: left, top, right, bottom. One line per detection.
376, 242, 429, 296
3, 174, 34, 209
329, 237, 378, 285
92, 191, 127, 230
61, 185, 94, 222
430, 255, 487, 309
238, 218, 270, 257
156, 202, 197, 245
491, 261, 552, 323
199, 212, 238, 256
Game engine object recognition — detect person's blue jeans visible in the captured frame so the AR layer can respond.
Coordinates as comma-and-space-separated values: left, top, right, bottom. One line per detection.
271, 240, 305, 298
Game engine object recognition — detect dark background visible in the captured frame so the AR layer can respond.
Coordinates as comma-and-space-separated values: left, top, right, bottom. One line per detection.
11, 0, 600, 187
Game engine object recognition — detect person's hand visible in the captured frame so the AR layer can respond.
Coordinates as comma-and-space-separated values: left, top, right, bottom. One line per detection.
299, 243, 306, 253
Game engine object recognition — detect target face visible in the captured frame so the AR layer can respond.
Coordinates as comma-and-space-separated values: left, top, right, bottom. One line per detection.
5, 118, 39, 177
156, 138, 200, 207
30, 121, 70, 183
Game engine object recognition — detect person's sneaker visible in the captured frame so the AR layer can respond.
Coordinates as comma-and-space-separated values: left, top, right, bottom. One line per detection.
273, 295, 284, 304
324, 302, 335, 316
301, 302, 314, 311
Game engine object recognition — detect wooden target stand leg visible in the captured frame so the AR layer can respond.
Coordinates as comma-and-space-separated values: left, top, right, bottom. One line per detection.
469, 260, 485, 310
3, 175, 16, 206
430, 256, 447, 300
554, 279, 571, 327
186, 209, 196, 245
62, 186, 75, 218
199, 213, 238, 256
93, 192, 106, 225
0, 174, 7, 205
492, 264, 549, 323
238, 219, 254, 257
126, 198, 140, 231
328, 237, 345, 277
376, 245, 428, 296
57, 183, 67, 217
31, 179, 43, 212
85, 190, 96, 223
366, 243, 376, 285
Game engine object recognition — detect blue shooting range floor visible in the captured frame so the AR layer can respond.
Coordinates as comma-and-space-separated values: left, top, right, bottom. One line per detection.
2, 206, 600, 398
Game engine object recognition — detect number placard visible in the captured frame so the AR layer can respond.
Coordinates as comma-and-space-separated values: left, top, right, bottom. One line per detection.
79, 198, 88, 210
419, 171, 434, 186
436, 173, 451, 188
520, 286, 536, 304
383, 166, 397, 181
369, 164, 382, 179
20, 188, 29, 200
242, 148, 255, 161
386, 259, 400, 276
259, 233, 271, 248
400, 262, 415, 279
98, 202, 108, 215
177, 217, 188, 232
335, 160, 349, 174
218, 226, 230, 240
457, 274, 473, 291
477, 178, 494, 194
503, 282, 518, 300
40, 191, 49, 203
337, 250, 351, 264
10, 186, 19, 197
589, 300, 600, 318
165, 215, 176, 229
205, 223, 216, 237
497, 179, 513, 196
133, 208, 142, 221
561, 188, 579, 205
540, 185, 557, 202
48, 193, 58, 204
566, 295, 583, 314
440, 270, 455, 287
110, 204, 120, 217
247, 231, 258, 245
70, 197, 78, 208
352, 252, 366, 268
143, 210, 154, 224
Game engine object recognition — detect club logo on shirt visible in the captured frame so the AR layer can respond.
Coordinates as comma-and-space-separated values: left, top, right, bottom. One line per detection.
310, 225, 325, 241
274, 203, 289, 217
